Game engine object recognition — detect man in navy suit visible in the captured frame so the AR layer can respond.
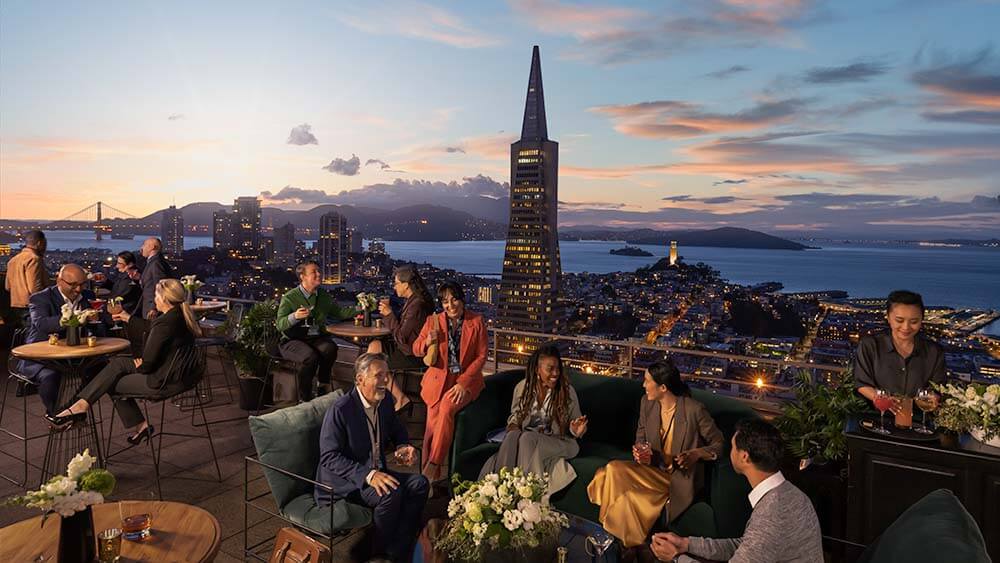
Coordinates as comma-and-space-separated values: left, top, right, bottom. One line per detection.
315, 352, 428, 562
20, 264, 109, 414
137, 237, 174, 319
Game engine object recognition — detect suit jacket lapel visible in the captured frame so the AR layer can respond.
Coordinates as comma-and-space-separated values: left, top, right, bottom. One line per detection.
646, 400, 661, 449
670, 397, 689, 456
458, 312, 473, 367
347, 389, 372, 465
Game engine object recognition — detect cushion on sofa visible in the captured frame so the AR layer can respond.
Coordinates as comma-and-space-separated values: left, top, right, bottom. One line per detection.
856, 489, 990, 563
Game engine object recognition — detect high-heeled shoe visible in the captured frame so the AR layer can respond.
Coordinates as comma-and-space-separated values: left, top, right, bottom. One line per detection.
126, 425, 155, 446
45, 410, 87, 427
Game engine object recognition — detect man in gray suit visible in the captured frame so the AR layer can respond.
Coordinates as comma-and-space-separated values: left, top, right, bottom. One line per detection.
650, 419, 823, 563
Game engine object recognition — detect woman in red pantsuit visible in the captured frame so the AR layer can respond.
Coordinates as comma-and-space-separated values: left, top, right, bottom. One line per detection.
412, 281, 486, 483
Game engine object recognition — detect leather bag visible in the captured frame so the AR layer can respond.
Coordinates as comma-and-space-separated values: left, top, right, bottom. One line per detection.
269, 527, 331, 563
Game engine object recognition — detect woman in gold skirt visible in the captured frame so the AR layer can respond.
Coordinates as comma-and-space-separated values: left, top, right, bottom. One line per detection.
587, 358, 724, 548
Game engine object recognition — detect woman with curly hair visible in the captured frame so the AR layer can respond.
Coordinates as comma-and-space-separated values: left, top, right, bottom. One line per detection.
479, 342, 588, 495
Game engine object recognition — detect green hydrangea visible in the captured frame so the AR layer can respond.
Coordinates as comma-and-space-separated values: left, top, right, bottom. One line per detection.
78, 469, 116, 497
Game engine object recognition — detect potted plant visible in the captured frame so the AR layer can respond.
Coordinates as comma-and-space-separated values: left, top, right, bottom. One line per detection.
60, 304, 98, 346
229, 300, 278, 410
933, 382, 1000, 449
775, 368, 866, 468
180, 275, 204, 303
356, 292, 377, 327
435, 467, 568, 562
6, 449, 116, 563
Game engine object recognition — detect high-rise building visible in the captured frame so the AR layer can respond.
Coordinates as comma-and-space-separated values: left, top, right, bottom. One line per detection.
273, 222, 296, 268
319, 212, 348, 284
213, 211, 233, 253
161, 205, 184, 258
347, 228, 363, 254
669, 241, 678, 266
478, 285, 495, 305
232, 196, 262, 260
497, 46, 562, 363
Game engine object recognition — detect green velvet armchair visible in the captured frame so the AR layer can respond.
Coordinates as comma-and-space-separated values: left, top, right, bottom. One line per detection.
245, 390, 371, 559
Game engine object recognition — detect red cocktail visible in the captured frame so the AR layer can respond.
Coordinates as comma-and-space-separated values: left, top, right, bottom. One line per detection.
872, 390, 893, 435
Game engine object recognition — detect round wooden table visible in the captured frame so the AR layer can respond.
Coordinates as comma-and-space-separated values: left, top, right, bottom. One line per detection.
326, 321, 391, 346
11, 337, 130, 361
0, 500, 221, 562
11, 337, 131, 473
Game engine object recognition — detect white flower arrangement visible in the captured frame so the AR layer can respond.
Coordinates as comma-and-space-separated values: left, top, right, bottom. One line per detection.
356, 292, 378, 312
436, 467, 568, 561
180, 274, 203, 295
60, 303, 98, 328
5, 449, 116, 519
933, 382, 1000, 441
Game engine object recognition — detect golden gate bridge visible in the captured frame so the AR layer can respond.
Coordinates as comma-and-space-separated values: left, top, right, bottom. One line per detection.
0, 202, 156, 241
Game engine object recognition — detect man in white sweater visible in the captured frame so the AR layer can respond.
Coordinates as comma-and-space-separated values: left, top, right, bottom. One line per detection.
651, 419, 823, 563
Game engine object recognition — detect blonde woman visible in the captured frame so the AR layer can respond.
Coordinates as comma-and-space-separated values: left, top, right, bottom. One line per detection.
48, 279, 202, 445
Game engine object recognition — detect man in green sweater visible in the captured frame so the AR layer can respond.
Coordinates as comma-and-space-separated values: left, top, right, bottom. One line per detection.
276, 261, 357, 401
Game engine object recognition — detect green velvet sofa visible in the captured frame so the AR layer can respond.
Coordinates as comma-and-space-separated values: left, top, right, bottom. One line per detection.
450, 369, 761, 539
247, 390, 371, 540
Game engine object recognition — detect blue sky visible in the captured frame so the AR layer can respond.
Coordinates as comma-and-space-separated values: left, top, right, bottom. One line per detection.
2, 0, 999, 238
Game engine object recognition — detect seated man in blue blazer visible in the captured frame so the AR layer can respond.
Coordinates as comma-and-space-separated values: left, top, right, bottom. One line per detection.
315, 352, 427, 562
20, 264, 110, 415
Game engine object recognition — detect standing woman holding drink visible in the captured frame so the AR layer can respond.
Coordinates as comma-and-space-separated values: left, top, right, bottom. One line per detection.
587, 359, 724, 550
367, 265, 434, 412
854, 290, 946, 425
412, 281, 487, 484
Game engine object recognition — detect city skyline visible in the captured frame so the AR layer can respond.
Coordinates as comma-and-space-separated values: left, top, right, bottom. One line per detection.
2, 1, 1000, 239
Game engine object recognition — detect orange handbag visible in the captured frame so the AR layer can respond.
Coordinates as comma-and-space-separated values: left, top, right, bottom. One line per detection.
269, 527, 331, 563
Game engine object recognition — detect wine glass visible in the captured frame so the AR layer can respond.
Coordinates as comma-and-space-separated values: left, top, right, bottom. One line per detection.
107, 300, 123, 331
585, 529, 615, 562
872, 389, 893, 435
302, 305, 315, 328
914, 388, 939, 435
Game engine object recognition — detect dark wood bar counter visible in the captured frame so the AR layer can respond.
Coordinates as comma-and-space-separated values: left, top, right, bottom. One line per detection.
845, 416, 1000, 561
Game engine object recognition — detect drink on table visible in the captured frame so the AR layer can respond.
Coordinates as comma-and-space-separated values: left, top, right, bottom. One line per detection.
893, 395, 913, 429
872, 389, 893, 435
121, 513, 152, 541
915, 388, 940, 435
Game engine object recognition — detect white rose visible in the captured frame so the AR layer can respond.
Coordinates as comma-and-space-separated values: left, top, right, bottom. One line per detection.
42, 476, 77, 498
983, 392, 997, 406
486, 473, 500, 484
66, 449, 96, 481
517, 485, 534, 499
502, 509, 524, 531
479, 483, 497, 498
518, 499, 542, 523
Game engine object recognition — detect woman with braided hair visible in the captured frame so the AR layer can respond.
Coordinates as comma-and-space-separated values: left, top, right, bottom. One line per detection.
479, 343, 588, 495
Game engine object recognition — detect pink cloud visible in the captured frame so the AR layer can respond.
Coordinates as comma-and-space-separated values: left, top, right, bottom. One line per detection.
590, 98, 808, 139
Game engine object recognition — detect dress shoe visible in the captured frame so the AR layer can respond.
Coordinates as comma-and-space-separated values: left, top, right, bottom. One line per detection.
126, 425, 155, 446
44, 411, 87, 427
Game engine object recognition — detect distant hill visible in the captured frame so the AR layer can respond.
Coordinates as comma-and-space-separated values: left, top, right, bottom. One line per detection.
563, 226, 811, 250
137, 204, 807, 248
162, 202, 506, 241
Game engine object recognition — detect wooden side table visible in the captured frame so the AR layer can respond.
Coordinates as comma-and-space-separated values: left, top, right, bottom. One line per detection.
0, 500, 222, 562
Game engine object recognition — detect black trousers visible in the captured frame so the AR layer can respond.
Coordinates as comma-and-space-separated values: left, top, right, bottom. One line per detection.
75, 356, 171, 427
278, 336, 338, 401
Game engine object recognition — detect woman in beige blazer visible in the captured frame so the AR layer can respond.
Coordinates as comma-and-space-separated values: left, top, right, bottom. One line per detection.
587, 358, 724, 548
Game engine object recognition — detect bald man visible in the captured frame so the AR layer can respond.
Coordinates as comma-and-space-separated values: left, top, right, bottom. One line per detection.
137, 237, 174, 318
20, 264, 108, 414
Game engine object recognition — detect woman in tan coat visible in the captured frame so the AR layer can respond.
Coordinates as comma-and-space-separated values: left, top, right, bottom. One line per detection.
587, 358, 724, 548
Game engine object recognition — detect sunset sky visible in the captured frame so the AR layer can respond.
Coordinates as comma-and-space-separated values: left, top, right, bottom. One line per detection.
2, 0, 999, 237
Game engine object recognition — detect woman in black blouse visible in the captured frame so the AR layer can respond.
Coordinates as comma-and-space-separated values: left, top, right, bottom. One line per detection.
47, 278, 203, 444
367, 265, 434, 411
854, 290, 946, 406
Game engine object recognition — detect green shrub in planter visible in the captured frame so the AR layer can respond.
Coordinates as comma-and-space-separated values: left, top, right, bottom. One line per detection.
776, 368, 866, 464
